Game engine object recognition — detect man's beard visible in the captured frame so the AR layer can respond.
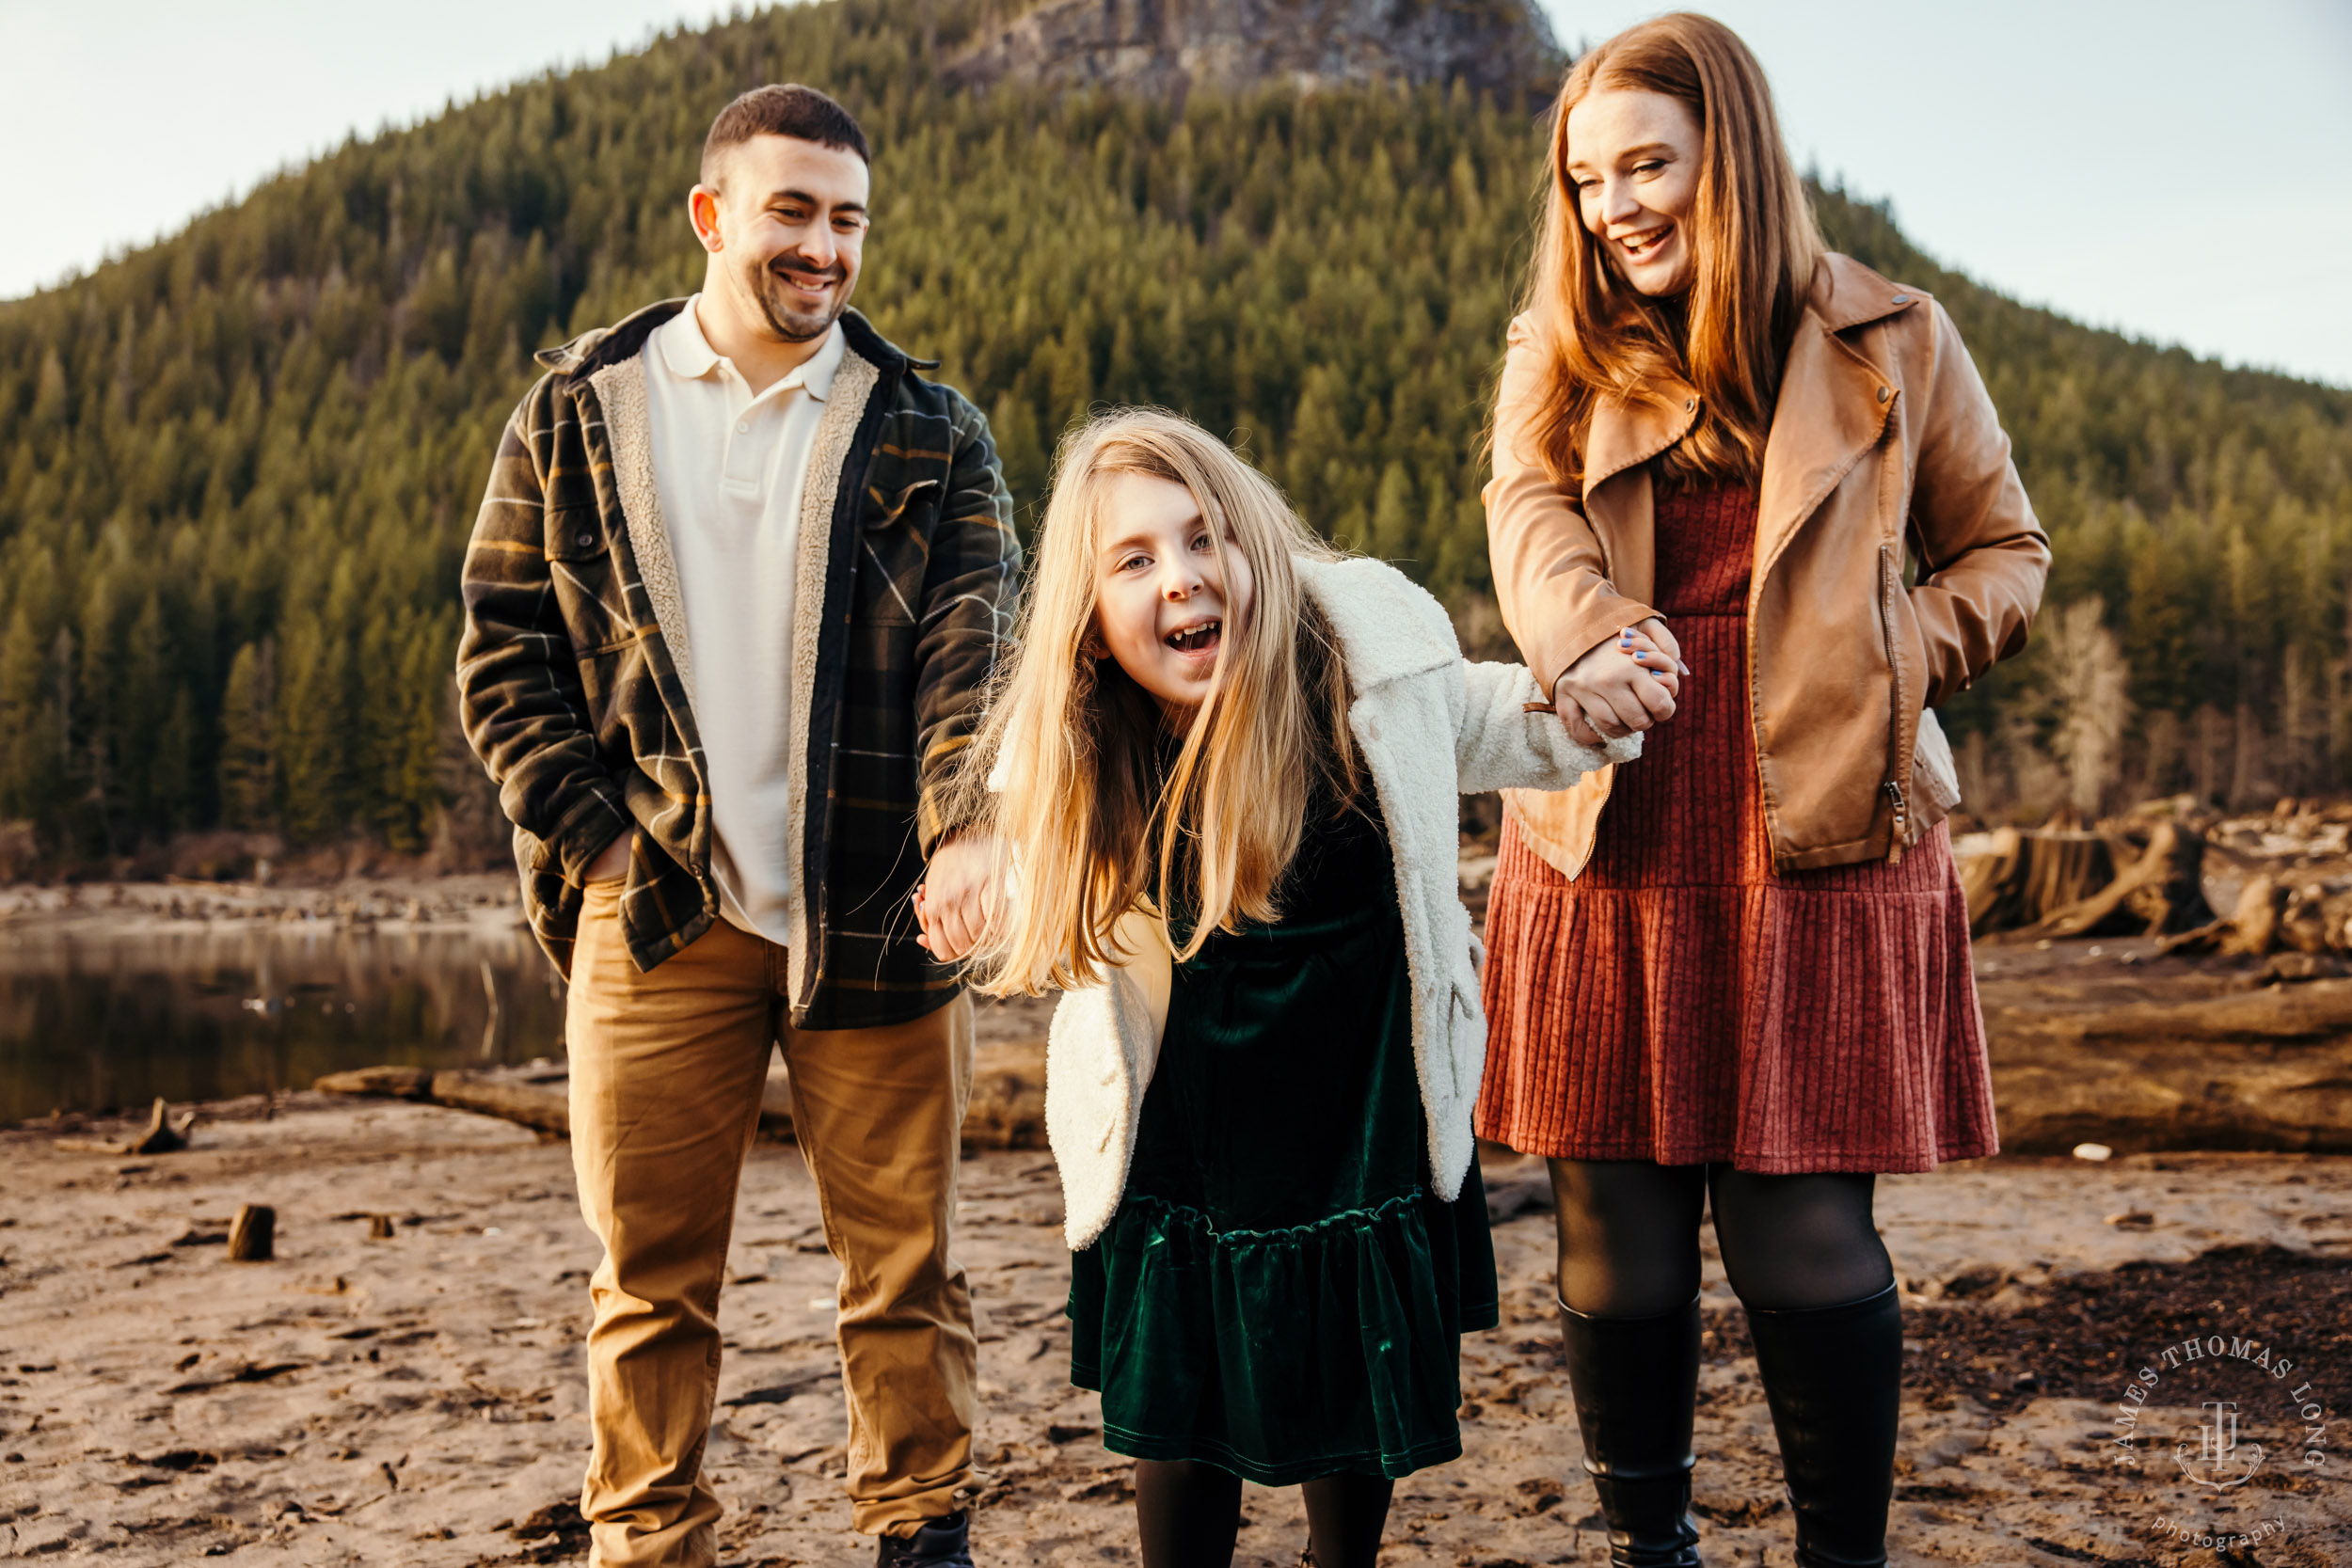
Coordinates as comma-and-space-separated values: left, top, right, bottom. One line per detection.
743, 253, 850, 343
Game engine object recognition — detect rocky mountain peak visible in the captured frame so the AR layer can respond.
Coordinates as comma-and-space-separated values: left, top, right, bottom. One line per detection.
941, 0, 1565, 106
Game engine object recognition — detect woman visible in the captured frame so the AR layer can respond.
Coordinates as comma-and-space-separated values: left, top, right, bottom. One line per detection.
1476, 14, 2047, 1568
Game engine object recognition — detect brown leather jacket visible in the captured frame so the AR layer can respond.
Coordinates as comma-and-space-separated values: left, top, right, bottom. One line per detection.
1486, 253, 2049, 876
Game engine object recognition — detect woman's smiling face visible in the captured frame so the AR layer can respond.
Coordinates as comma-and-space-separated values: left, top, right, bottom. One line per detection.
1090, 471, 1254, 721
1565, 87, 1704, 297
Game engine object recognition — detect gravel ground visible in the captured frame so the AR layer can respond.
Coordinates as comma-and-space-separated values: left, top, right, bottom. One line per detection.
2, 1094, 2348, 1564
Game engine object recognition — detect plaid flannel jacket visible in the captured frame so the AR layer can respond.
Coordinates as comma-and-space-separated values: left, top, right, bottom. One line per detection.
455, 301, 1019, 1029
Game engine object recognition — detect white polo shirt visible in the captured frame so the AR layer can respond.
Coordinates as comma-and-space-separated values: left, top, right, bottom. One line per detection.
643, 296, 846, 945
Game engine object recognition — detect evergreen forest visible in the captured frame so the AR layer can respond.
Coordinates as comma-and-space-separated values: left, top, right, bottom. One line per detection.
0, 0, 2346, 870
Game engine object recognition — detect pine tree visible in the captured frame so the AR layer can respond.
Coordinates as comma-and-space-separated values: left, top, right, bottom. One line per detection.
218, 640, 278, 832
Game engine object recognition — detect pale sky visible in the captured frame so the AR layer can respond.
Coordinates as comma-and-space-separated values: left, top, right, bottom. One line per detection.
3, 1, 2348, 387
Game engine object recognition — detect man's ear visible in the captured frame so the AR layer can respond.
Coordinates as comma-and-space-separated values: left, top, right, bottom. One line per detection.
688, 185, 724, 253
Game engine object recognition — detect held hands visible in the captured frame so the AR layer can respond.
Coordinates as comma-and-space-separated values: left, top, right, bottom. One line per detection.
914, 831, 1004, 964
1550, 617, 1688, 750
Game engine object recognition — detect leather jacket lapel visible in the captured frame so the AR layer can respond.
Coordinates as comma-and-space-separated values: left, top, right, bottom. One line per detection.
1754, 311, 1898, 585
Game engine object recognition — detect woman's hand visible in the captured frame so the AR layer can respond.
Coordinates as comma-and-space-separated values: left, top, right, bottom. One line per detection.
1550, 618, 1687, 749
914, 831, 1003, 963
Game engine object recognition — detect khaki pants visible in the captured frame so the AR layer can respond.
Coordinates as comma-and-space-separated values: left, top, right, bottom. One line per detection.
565, 882, 977, 1565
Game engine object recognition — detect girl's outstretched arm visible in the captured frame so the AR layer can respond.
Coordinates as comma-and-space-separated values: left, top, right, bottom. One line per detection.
1454, 658, 1642, 795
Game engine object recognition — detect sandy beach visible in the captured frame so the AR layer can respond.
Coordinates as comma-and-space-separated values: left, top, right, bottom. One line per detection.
4, 1084, 2348, 1566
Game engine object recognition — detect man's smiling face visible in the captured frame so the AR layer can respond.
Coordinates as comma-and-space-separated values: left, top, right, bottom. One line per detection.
694, 133, 869, 343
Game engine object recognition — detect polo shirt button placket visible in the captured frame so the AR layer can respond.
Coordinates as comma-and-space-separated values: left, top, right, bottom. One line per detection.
723, 400, 764, 496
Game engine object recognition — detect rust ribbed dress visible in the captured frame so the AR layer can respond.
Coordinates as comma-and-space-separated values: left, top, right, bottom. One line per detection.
1474, 483, 1996, 1174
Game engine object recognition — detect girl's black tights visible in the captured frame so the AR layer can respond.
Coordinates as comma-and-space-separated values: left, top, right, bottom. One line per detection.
1134, 1459, 1393, 1568
1548, 1159, 1894, 1315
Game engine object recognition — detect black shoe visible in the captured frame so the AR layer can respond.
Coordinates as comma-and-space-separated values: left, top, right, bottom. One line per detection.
1743, 1282, 1901, 1568
877, 1511, 974, 1568
1558, 1296, 1704, 1568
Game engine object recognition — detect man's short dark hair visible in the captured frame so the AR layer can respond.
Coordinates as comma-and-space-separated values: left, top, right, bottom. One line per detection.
701, 85, 870, 185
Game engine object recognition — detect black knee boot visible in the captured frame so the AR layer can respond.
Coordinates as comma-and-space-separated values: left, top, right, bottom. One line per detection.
1557, 1296, 1703, 1568
1741, 1282, 1901, 1568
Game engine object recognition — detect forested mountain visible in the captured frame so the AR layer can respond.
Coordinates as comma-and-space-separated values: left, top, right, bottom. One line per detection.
0, 0, 2345, 870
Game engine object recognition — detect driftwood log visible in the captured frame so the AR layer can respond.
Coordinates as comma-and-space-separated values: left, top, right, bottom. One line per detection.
1988, 977, 2352, 1153
318, 1042, 1052, 1151
311, 1066, 433, 1100
2010, 820, 2214, 942
427, 1072, 574, 1137
53, 1096, 198, 1155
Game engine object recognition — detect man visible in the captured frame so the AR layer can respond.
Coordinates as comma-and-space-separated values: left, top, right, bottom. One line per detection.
457, 84, 1014, 1568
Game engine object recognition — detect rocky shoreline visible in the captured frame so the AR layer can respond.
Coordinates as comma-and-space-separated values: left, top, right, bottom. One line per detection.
0, 874, 525, 940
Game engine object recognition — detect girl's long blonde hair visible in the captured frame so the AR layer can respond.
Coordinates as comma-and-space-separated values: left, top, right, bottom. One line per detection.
1518, 11, 1823, 496
960, 408, 1359, 998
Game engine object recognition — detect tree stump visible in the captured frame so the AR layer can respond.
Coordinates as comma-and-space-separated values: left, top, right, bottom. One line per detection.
2324, 891, 2352, 949
2008, 821, 2210, 942
1961, 829, 2120, 935
2221, 875, 2285, 958
1957, 829, 2024, 933
2121, 822, 2216, 934
125, 1098, 197, 1155
2281, 885, 2332, 955
228, 1204, 275, 1261
2161, 873, 2286, 958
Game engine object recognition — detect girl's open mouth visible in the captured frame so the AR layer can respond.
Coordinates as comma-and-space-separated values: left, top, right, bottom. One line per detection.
1166, 620, 1221, 654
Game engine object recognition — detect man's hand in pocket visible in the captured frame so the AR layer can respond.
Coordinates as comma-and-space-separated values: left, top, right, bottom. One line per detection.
585, 832, 630, 884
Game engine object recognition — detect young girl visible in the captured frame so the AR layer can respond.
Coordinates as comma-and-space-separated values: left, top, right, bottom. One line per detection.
918, 409, 1634, 1567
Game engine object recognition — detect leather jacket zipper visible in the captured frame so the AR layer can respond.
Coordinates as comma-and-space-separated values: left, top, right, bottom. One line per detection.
1876, 543, 1908, 864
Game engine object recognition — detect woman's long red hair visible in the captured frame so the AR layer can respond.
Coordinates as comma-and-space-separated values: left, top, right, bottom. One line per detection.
1519, 12, 1822, 495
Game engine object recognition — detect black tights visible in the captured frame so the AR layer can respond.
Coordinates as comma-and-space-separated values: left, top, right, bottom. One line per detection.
1134, 1459, 1391, 1568
1549, 1159, 1895, 1317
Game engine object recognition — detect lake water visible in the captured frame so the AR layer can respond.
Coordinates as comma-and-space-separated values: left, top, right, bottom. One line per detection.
0, 927, 567, 1124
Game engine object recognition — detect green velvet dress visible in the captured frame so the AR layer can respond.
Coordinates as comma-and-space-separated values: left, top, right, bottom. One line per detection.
1068, 799, 1499, 1483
